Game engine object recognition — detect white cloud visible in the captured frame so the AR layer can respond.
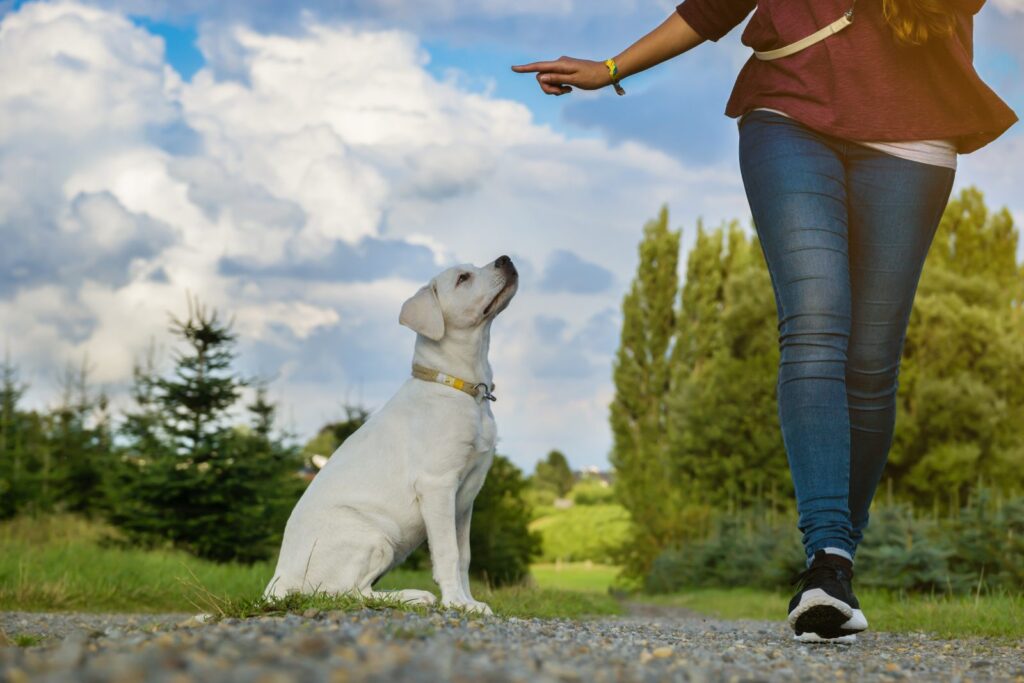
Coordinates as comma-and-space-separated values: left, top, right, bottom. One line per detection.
3, 0, 1022, 471
992, 0, 1024, 14
0, 2, 761, 471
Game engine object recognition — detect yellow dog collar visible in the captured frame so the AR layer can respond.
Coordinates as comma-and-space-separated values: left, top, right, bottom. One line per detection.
412, 364, 496, 402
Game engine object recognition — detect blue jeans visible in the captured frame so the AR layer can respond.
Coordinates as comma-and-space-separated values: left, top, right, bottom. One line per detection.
737, 109, 956, 561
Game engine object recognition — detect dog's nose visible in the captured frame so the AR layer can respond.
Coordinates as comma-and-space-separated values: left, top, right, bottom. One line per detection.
495, 255, 512, 269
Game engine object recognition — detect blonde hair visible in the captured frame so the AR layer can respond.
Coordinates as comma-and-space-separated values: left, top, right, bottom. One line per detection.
881, 0, 959, 46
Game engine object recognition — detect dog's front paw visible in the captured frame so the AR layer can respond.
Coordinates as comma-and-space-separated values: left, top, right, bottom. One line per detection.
468, 601, 493, 616
443, 599, 493, 616
371, 589, 437, 606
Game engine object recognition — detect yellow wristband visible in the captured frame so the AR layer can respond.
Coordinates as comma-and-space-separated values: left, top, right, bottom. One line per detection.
605, 58, 626, 96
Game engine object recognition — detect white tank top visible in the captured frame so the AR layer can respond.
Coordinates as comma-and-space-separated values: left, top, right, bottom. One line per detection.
751, 107, 957, 170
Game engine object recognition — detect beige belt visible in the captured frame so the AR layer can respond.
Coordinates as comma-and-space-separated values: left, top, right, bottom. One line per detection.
754, 2, 856, 61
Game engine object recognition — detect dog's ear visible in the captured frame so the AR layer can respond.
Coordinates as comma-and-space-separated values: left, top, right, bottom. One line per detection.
400, 281, 445, 341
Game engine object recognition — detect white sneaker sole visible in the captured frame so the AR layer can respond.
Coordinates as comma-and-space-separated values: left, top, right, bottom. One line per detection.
788, 588, 855, 638
840, 608, 868, 633
794, 631, 857, 644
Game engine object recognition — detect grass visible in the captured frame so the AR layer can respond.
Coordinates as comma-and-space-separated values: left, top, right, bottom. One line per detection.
530, 563, 622, 593
0, 516, 270, 613
640, 587, 1024, 640
3, 516, 1021, 638
0, 630, 46, 647
192, 566, 622, 621
0, 515, 620, 620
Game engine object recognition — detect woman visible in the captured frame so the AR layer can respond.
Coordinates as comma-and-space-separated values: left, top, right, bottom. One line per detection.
513, 0, 1017, 643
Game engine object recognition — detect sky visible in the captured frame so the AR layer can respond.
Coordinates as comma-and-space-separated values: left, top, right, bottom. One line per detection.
0, 0, 1022, 474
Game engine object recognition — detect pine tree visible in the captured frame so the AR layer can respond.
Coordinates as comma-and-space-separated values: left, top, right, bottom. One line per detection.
0, 355, 57, 518
0, 355, 29, 518
108, 295, 304, 562
609, 205, 687, 575
47, 360, 111, 514
159, 298, 242, 460
191, 385, 304, 563
120, 344, 169, 464
106, 349, 176, 540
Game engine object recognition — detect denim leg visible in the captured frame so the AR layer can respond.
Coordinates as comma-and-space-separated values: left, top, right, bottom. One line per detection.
844, 145, 956, 555
738, 111, 855, 558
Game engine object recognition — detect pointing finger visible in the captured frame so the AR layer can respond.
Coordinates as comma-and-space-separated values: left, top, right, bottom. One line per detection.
512, 60, 576, 74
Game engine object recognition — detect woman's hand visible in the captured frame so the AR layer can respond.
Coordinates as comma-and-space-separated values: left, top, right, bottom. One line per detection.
511, 57, 612, 96
509, 13, 706, 97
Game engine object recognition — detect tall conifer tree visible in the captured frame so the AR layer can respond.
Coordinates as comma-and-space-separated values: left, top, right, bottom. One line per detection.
609, 206, 685, 575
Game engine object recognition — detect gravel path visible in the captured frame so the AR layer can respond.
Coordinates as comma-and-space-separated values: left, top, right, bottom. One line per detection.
2, 607, 1022, 682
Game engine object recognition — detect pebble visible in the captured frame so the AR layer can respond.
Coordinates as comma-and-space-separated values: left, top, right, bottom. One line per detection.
1, 609, 1022, 682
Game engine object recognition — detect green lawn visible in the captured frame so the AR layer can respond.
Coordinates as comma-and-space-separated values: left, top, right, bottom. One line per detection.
530, 563, 623, 593
0, 516, 619, 619
2, 517, 1021, 638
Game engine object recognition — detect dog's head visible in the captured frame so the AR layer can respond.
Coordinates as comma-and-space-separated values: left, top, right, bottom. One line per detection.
399, 255, 518, 341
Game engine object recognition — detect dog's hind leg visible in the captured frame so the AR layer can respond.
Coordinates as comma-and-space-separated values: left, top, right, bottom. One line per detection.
358, 543, 437, 606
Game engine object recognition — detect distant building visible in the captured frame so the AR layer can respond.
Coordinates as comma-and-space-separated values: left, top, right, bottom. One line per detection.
574, 466, 614, 486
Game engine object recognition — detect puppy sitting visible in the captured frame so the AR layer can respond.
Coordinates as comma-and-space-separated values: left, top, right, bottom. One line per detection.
265, 255, 519, 614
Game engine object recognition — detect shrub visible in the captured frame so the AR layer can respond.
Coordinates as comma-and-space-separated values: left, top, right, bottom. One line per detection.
569, 478, 617, 506
642, 490, 1024, 596
643, 510, 802, 594
469, 455, 542, 586
854, 504, 955, 593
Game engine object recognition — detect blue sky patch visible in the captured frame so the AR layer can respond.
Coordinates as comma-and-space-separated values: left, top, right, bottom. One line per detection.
131, 15, 205, 81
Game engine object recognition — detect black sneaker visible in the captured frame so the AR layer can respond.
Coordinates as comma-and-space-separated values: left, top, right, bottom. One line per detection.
788, 550, 857, 641
794, 579, 869, 643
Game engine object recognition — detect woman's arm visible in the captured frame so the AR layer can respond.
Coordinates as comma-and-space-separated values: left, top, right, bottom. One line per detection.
511, 11, 707, 96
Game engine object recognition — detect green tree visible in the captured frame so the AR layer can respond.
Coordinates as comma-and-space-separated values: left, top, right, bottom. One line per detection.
108, 296, 303, 562
159, 298, 243, 460
892, 186, 1024, 506
0, 355, 92, 519
0, 355, 37, 518
198, 385, 304, 562
302, 406, 370, 463
609, 205, 688, 576
533, 449, 574, 497
668, 221, 789, 511
46, 360, 112, 515
468, 455, 542, 586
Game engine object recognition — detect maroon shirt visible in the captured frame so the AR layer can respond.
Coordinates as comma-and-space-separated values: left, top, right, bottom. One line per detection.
675, 0, 1018, 153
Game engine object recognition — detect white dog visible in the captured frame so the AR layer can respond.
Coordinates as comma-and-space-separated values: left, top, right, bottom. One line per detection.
264, 255, 518, 615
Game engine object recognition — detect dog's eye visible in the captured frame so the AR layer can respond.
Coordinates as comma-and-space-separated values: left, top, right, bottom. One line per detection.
456, 273, 471, 286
